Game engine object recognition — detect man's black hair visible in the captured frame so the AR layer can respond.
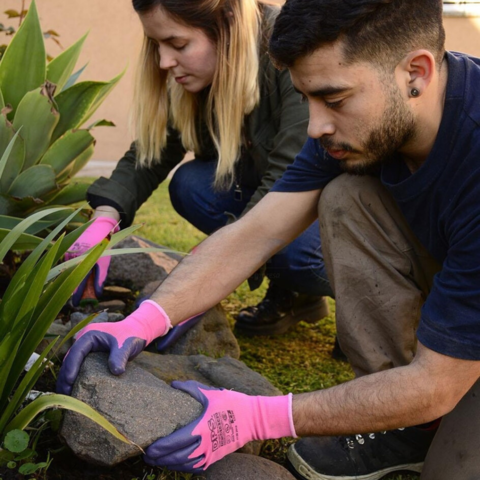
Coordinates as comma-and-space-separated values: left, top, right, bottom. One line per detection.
269, 0, 445, 70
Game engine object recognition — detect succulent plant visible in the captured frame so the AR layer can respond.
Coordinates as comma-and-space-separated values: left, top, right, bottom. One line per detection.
0, 0, 123, 229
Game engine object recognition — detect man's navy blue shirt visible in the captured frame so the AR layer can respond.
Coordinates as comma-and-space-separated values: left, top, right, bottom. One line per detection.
272, 52, 480, 360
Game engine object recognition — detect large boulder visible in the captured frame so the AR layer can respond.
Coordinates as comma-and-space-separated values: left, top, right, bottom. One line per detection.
155, 305, 240, 359
61, 352, 282, 466
60, 353, 202, 466
134, 353, 282, 397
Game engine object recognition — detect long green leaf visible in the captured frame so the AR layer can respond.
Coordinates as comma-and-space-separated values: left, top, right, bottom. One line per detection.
0, 316, 29, 409
0, 207, 67, 263
0, 215, 64, 235
0, 228, 42, 250
15, 236, 63, 330
0, 0, 46, 117
5, 394, 135, 447
47, 33, 88, 92
0, 241, 64, 401
0, 89, 4, 109
51, 70, 124, 142
40, 129, 94, 175
0, 207, 82, 317
0, 338, 57, 434
12, 85, 60, 169
10, 241, 109, 390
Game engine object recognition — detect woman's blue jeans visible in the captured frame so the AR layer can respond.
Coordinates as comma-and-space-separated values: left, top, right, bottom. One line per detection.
169, 159, 332, 297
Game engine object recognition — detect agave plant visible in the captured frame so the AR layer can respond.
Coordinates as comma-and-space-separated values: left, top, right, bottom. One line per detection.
0, 0, 122, 227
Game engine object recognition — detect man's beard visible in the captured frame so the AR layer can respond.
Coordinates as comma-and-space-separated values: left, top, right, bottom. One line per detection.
322, 87, 416, 175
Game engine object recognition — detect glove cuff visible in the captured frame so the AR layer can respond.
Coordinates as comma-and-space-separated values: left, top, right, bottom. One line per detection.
137, 300, 173, 341
93, 216, 120, 234
252, 393, 297, 440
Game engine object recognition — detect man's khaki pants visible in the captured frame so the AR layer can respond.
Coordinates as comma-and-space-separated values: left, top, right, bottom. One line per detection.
319, 174, 480, 479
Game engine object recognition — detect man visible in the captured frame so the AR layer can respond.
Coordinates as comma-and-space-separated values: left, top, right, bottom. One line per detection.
57, 0, 480, 478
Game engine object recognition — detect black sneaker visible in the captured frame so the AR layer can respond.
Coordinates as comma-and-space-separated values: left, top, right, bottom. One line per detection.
235, 283, 329, 336
287, 425, 438, 480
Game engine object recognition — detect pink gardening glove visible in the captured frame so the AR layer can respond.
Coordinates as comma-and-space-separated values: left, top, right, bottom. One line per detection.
56, 300, 171, 395
144, 380, 296, 473
66, 216, 119, 306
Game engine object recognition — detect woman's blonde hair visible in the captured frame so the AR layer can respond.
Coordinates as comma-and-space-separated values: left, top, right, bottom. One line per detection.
131, 0, 263, 189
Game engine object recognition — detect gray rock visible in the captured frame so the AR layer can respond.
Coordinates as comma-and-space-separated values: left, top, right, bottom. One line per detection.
203, 453, 296, 480
133, 353, 282, 457
60, 353, 202, 466
97, 299, 126, 312
70, 311, 124, 329
158, 305, 240, 359
108, 236, 182, 289
133, 353, 282, 397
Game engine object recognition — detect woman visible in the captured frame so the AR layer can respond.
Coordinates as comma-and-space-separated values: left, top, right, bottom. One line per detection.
69, 0, 333, 336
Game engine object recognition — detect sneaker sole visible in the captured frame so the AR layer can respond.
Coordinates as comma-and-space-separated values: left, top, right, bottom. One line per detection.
235, 301, 327, 336
287, 443, 423, 480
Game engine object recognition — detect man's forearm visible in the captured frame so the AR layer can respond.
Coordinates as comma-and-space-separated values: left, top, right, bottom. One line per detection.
150, 220, 284, 324
292, 344, 480, 436
150, 190, 320, 325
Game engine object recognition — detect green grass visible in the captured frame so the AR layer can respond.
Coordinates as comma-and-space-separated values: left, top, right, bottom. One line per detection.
83, 179, 420, 480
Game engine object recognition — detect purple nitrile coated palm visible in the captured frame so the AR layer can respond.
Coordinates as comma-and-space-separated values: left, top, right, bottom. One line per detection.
56, 331, 146, 395
156, 314, 204, 351
144, 381, 221, 473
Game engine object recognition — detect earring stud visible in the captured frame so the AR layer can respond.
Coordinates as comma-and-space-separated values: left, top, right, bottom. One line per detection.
411, 88, 420, 97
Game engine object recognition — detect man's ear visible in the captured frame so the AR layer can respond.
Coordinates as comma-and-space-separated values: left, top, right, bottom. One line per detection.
397, 49, 436, 98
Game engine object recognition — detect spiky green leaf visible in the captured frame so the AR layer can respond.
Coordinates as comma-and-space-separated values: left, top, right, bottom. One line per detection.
47, 33, 87, 93
42, 182, 91, 206
51, 70, 124, 142
12, 85, 59, 169
40, 129, 94, 176
61, 63, 87, 92
0, 1, 46, 117
0, 118, 25, 194
8, 165, 57, 199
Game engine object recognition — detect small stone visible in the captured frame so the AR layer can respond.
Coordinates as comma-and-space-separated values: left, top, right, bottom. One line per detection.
97, 299, 126, 312
203, 453, 296, 480
36, 322, 71, 356
102, 285, 134, 300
